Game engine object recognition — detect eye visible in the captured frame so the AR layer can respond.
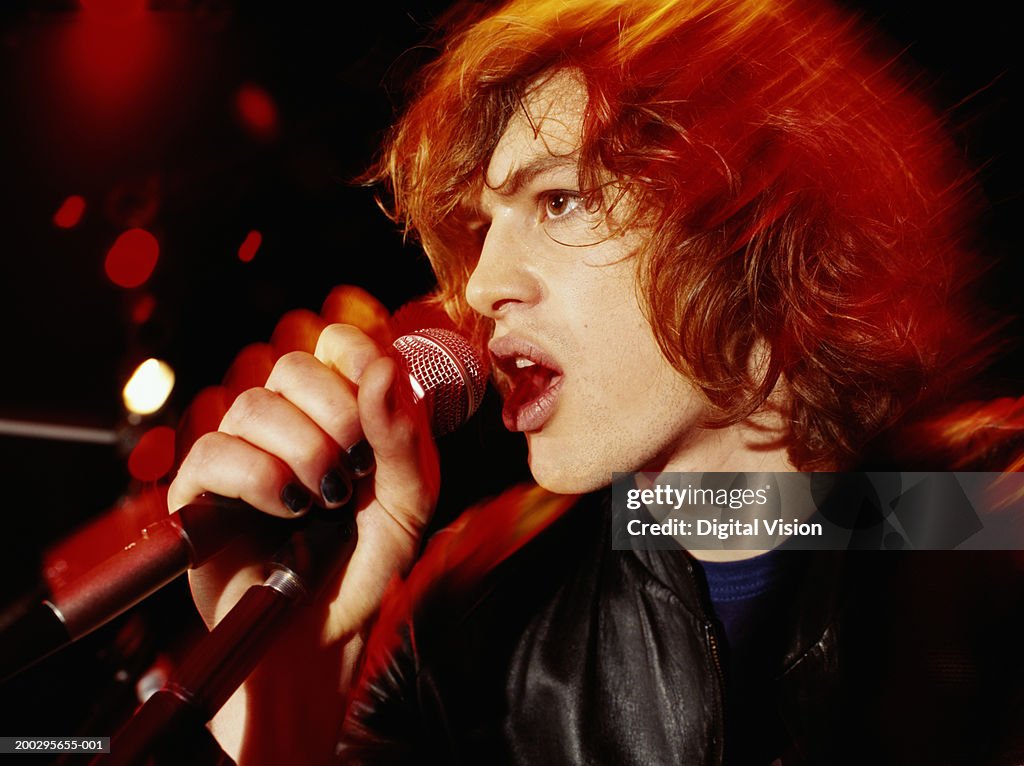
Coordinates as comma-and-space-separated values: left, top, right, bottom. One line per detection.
540, 191, 582, 221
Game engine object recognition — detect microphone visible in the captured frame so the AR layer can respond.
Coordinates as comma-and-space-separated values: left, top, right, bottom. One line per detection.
0, 328, 488, 681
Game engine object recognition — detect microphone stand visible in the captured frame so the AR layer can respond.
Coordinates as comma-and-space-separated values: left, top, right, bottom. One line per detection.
90, 507, 356, 766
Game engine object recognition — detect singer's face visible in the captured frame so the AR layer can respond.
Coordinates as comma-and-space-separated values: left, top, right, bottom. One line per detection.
465, 70, 782, 493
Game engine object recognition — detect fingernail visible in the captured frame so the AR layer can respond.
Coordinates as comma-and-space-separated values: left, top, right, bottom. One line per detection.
320, 467, 353, 506
346, 441, 376, 478
281, 482, 312, 515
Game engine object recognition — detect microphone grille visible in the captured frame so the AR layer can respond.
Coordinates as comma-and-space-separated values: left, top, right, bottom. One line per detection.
393, 328, 488, 435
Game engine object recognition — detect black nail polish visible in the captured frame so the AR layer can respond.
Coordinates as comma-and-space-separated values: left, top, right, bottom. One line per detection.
281, 483, 312, 515
346, 441, 376, 478
321, 468, 352, 506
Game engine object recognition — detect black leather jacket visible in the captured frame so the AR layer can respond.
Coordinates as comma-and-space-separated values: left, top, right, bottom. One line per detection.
339, 490, 844, 764
338, 490, 1024, 765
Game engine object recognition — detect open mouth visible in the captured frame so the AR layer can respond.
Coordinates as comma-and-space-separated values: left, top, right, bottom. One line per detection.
491, 343, 564, 433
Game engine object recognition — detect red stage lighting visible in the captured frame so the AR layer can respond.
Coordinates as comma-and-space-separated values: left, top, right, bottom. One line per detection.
127, 425, 176, 482
235, 83, 279, 141
79, 0, 147, 15
53, 195, 86, 229
130, 293, 156, 324
105, 227, 159, 288
238, 229, 262, 262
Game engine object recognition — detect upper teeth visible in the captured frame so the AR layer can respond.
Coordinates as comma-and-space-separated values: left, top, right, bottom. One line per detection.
515, 357, 536, 369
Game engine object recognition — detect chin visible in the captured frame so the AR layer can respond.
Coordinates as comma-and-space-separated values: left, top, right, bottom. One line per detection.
527, 450, 611, 495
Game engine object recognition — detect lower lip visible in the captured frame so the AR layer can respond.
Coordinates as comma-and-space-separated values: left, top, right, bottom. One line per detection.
503, 376, 563, 433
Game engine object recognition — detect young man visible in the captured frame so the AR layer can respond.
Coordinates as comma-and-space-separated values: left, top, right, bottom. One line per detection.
169, 0, 1014, 763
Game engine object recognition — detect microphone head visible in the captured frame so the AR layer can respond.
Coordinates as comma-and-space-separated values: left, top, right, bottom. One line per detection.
392, 328, 488, 435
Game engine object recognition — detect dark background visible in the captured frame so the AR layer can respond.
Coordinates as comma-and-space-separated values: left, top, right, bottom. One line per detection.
0, 0, 1019, 751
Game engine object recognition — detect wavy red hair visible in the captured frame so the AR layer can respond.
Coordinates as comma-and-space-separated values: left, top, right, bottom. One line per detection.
371, 0, 994, 470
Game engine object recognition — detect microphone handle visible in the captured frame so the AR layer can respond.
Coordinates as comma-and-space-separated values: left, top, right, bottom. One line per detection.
1, 494, 296, 682
55, 495, 294, 640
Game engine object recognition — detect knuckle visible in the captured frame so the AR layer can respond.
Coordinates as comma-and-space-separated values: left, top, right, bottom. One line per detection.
187, 431, 232, 473
284, 437, 325, 476
393, 418, 418, 447
271, 350, 314, 382
320, 392, 360, 440
376, 418, 416, 460
239, 450, 280, 491
315, 323, 361, 355
224, 387, 275, 429
264, 350, 316, 393
316, 324, 381, 371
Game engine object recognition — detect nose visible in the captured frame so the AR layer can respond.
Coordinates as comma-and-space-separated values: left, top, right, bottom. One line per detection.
464, 209, 541, 319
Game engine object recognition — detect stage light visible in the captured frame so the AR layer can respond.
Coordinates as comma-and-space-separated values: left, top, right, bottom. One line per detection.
127, 425, 176, 482
53, 195, 86, 229
234, 83, 279, 141
79, 0, 147, 15
238, 229, 262, 262
130, 293, 156, 325
123, 358, 175, 415
105, 228, 159, 288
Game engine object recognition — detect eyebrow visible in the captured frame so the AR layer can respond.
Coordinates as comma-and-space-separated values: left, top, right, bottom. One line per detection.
487, 153, 579, 199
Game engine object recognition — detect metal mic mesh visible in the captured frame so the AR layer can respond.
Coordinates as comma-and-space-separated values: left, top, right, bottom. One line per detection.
392, 328, 488, 435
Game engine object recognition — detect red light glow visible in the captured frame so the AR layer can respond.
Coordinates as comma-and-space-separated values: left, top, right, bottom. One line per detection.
43, 486, 169, 589
105, 228, 159, 288
222, 343, 276, 400
238, 229, 262, 262
127, 425, 176, 482
271, 309, 327, 356
130, 293, 156, 324
322, 285, 393, 348
902, 396, 1024, 473
235, 83, 279, 141
176, 386, 229, 463
53, 195, 86, 228
60, 8, 163, 126
79, 0, 147, 14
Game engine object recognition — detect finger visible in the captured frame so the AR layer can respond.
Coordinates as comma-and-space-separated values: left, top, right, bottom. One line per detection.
314, 323, 386, 387
317, 358, 438, 634
219, 387, 353, 508
168, 431, 313, 518
357, 357, 438, 536
264, 351, 363, 451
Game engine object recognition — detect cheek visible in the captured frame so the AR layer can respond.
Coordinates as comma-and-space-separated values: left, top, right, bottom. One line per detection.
567, 270, 685, 418
567, 338, 701, 453
597, 309, 675, 392
589, 323, 708, 449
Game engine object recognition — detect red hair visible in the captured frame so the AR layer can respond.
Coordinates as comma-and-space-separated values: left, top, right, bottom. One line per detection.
372, 0, 995, 469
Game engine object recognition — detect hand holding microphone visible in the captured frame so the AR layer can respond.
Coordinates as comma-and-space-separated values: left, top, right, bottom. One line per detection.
0, 325, 485, 684
68, 323, 472, 765
52, 323, 483, 766
172, 324, 485, 636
